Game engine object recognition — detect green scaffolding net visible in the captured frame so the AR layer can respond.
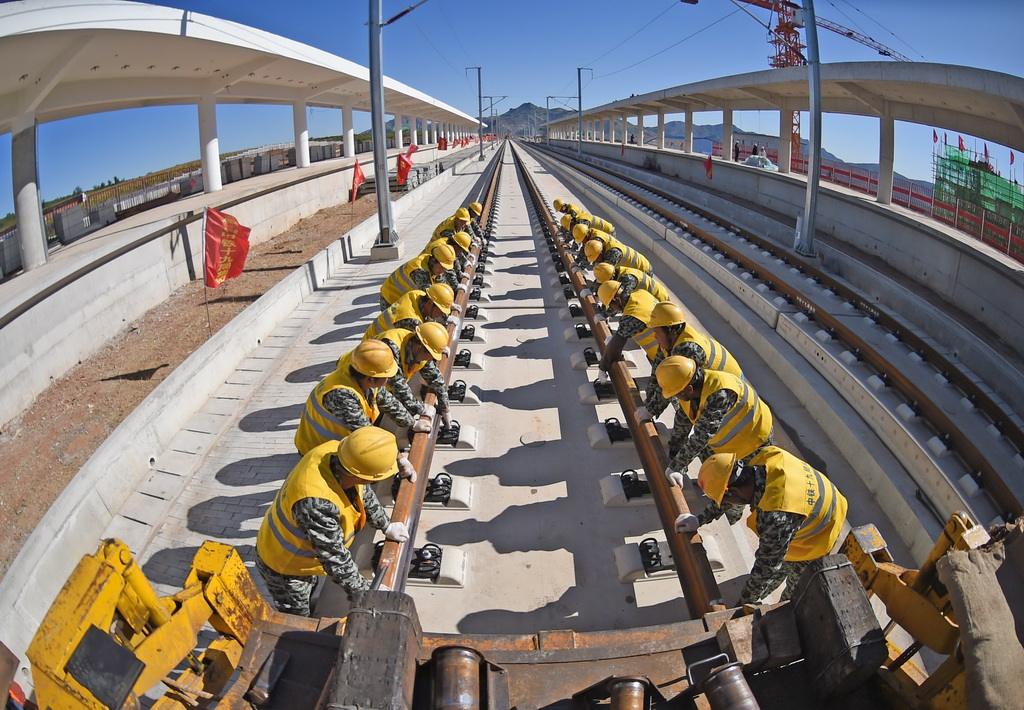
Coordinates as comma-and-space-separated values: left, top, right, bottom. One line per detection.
933, 146, 1024, 222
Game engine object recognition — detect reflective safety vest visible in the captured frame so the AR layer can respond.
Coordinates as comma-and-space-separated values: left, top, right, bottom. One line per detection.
380, 253, 434, 306
294, 353, 379, 455
591, 216, 615, 234
256, 441, 367, 576
666, 323, 743, 379
432, 216, 460, 240
615, 266, 669, 301
377, 328, 428, 380
364, 291, 426, 339
622, 290, 660, 361
604, 235, 652, 273
747, 447, 848, 562
684, 369, 773, 460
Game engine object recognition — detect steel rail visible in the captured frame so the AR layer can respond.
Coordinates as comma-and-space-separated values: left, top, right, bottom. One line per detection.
509, 141, 722, 617
526, 142, 1023, 521
377, 142, 505, 592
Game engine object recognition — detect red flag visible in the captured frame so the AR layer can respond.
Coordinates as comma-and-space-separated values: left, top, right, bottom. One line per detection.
932, 129, 938, 144
1012, 151, 1016, 166
984, 143, 990, 161
958, 135, 966, 152
438, 137, 447, 150
396, 145, 417, 185
704, 153, 713, 180
620, 141, 625, 157
350, 159, 365, 203
203, 207, 250, 288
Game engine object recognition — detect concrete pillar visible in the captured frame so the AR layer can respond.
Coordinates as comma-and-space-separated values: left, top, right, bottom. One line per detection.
11, 115, 47, 271
636, 114, 643, 146
877, 114, 895, 204
722, 108, 733, 161
620, 115, 627, 148
198, 95, 222, 193
342, 105, 355, 157
684, 108, 694, 153
293, 100, 310, 168
408, 118, 417, 145
395, 115, 405, 150
778, 107, 793, 174
657, 111, 665, 149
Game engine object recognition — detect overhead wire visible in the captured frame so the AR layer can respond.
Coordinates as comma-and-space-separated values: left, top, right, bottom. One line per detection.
411, 16, 463, 78
834, 0, 926, 60
584, 0, 682, 67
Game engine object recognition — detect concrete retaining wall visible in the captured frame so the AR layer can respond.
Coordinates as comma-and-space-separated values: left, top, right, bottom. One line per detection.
0, 146, 496, 682
551, 139, 1024, 357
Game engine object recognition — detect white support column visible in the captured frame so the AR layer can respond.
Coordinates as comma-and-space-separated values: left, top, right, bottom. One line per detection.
778, 106, 793, 174
293, 100, 310, 168
11, 114, 47, 271
684, 108, 694, 153
877, 114, 895, 204
342, 105, 355, 157
411, 117, 419, 145
198, 95, 222, 193
620, 114, 627, 149
635, 114, 643, 146
722, 108, 733, 161
395, 115, 405, 150
657, 111, 666, 149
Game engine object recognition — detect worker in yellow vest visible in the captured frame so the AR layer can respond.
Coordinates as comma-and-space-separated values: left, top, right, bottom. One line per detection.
655, 355, 773, 488
295, 341, 419, 483
423, 230, 474, 276
576, 226, 652, 274
466, 201, 485, 242
595, 282, 661, 380
363, 284, 455, 340
255, 427, 410, 615
640, 301, 744, 423
379, 244, 459, 310
675, 447, 848, 605
553, 199, 615, 233
593, 262, 670, 301
373, 323, 455, 429
432, 207, 472, 241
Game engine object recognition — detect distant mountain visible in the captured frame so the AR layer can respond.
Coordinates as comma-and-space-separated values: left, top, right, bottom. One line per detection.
489, 102, 573, 136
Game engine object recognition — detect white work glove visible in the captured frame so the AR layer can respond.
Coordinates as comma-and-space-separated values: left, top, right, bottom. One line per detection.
421, 403, 437, 419
456, 282, 468, 292
675, 513, 699, 534
411, 417, 432, 433
635, 406, 651, 421
446, 314, 460, 326
467, 254, 477, 265
398, 456, 417, 482
570, 266, 582, 275
441, 410, 453, 428
450, 303, 463, 314
384, 521, 410, 542
665, 467, 686, 488
442, 346, 451, 358
595, 370, 610, 384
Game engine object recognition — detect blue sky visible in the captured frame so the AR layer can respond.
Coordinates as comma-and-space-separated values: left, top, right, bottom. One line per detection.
2, 0, 1022, 216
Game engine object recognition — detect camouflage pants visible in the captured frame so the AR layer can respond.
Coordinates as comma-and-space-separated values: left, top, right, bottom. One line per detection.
256, 556, 320, 617
742, 559, 811, 605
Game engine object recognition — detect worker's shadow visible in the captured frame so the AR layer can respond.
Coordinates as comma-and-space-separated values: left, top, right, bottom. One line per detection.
495, 286, 544, 302
332, 305, 379, 324
238, 403, 303, 433
493, 262, 539, 276
481, 312, 549, 330
351, 292, 384, 306
442, 440, 578, 487
310, 323, 367, 345
473, 378, 557, 410
500, 248, 542, 260
285, 360, 336, 383
215, 453, 297, 487
187, 490, 275, 540
142, 543, 256, 588
484, 341, 553, 362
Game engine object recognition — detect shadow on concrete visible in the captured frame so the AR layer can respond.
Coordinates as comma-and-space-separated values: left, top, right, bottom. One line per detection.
188, 490, 274, 540
238, 403, 303, 433
472, 378, 557, 410
494, 263, 539, 276
333, 304, 379, 324
310, 323, 367, 345
481, 312, 549, 330
285, 360, 337, 383
143, 543, 256, 588
495, 286, 545, 302
484, 340, 555, 361
215, 452, 298, 486
352, 291, 383, 306
499, 248, 542, 260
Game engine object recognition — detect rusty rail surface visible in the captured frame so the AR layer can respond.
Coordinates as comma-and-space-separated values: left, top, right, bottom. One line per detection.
525, 141, 1023, 521
377, 142, 506, 592
509, 141, 722, 617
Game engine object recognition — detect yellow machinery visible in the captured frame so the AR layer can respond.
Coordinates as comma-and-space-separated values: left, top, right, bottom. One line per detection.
27, 539, 269, 709
843, 512, 991, 709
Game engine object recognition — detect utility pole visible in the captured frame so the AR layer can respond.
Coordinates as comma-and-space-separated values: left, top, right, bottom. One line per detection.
483, 96, 507, 141
466, 66, 484, 161
795, 0, 821, 257
547, 95, 576, 145
576, 67, 592, 156
368, 0, 398, 255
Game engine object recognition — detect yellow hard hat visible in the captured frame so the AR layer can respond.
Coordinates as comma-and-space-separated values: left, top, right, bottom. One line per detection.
468, 201, 483, 217
698, 453, 738, 505
553, 198, 565, 211
593, 263, 615, 283
649, 301, 687, 329
455, 207, 471, 222
576, 211, 593, 224
431, 244, 457, 270
337, 426, 400, 481
656, 355, 698, 399
425, 283, 454, 315
415, 321, 449, 360
572, 223, 590, 244
597, 280, 622, 308
451, 231, 472, 253
588, 228, 610, 244
584, 239, 605, 264
350, 339, 399, 378
560, 214, 572, 231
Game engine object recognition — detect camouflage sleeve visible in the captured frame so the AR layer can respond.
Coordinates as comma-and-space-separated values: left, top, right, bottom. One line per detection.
615, 315, 648, 340
676, 340, 708, 368
645, 351, 669, 416
322, 389, 373, 431
292, 498, 369, 592
419, 360, 451, 412
697, 501, 746, 526
739, 510, 805, 604
601, 246, 623, 266
376, 386, 417, 428
410, 269, 432, 290
382, 340, 424, 416
469, 221, 483, 241
669, 388, 738, 471
393, 317, 422, 330
361, 486, 390, 530
441, 269, 460, 292
618, 273, 638, 300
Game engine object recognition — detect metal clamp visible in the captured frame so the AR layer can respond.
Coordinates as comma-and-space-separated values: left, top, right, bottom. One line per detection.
558, 272, 571, 285
469, 286, 482, 301
575, 323, 592, 340
605, 417, 631, 442
410, 543, 443, 581
472, 273, 484, 287
583, 346, 599, 366
563, 286, 576, 300
639, 537, 667, 573
424, 473, 453, 505
460, 324, 476, 341
448, 379, 468, 403
593, 379, 615, 399
620, 470, 651, 500
569, 303, 583, 318
454, 350, 472, 368
438, 420, 461, 446
464, 304, 479, 319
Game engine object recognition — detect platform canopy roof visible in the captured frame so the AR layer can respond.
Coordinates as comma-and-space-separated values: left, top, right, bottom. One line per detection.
0, 0, 481, 134
548, 62, 1024, 152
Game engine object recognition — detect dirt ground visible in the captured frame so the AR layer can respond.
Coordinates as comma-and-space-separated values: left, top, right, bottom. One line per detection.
0, 194, 378, 577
